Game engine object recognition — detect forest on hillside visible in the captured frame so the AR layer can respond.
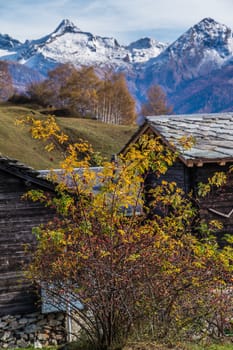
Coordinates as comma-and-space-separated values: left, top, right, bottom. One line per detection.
1, 61, 171, 125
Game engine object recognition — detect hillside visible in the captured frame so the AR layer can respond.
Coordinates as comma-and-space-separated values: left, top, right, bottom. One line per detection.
0, 103, 137, 169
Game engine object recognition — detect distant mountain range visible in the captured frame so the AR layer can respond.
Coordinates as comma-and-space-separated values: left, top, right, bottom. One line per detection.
1, 17, 233, 114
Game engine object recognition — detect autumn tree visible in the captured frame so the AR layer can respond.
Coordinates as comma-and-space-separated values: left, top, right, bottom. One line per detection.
28, 65, 136, 124
140, 85, 172, 117
28, 63, 78, 108
96, 71, 136, 125
18, 115, 233, 349
28, 80, 53, 106
59, 66, 100, 117
0, 61, 14, 101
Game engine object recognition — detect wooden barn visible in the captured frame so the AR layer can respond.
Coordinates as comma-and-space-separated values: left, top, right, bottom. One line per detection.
122, 113, 233, 237
0, 156, 56, 316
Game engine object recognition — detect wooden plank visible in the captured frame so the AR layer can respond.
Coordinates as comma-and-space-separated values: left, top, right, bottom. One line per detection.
0, 169, 54, 315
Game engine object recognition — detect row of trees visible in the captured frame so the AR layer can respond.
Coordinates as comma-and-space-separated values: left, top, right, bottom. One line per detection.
19, 115, 233, 350
28, 64, 137, 125
0, 60, 172, 125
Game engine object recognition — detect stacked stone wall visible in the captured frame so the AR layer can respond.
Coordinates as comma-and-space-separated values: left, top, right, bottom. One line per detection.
0, 312, 66, 348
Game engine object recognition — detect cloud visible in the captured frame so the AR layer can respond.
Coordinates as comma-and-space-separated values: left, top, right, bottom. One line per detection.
69, 0, 233, 43
0, 0, 233, 43
76, 0, 233, 29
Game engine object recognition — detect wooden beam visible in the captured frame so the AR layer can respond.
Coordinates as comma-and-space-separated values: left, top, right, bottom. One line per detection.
196, 161, 203, 167
219, 161, 226, 166
187, 161, 194, 167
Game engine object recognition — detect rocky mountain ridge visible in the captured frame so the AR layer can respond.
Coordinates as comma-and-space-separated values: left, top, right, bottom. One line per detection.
1, 17, 233, 114
0, 19, 167, 72
136, 17, 233, 113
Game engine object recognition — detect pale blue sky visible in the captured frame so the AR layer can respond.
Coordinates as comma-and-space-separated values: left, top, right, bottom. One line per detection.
1, 0, 233, 44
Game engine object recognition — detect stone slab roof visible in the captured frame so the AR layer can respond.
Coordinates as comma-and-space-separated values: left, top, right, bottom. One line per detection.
146, 113, 233, 166
0, 155, 55, 190
39, 167, 103, 191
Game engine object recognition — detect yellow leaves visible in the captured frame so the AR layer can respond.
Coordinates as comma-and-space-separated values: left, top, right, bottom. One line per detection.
100, 250, 111, 258
23, 189, 47, 203
208, 172, 227, 187
18, 115, 233, 317
178, 135, 196, 150
118, 229, 125, 236
49, 230, 66, 245
198, 172, 227, 197
16, 115, 69, 154
127, 253, 141, 262
59, 141, 94, 174
45, 142, 55, 152
209, 220, 223, 231
53, 193, 75, 216
124, 134, 177, 176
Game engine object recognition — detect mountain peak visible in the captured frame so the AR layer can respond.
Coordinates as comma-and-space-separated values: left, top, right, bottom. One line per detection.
128, 37, 160, 50
193, 17, 230, 33
198, 17, 219, 25
53, 19, 81, 36
167, 17, 233, 57
127, 37, 167, 62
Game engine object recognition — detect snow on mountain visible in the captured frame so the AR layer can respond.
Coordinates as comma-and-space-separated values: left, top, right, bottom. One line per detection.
0, 34, 22, 61
135, 17, 233, 114
166, 17, 233, 71
34, 29, 128, 68
0, 19, 166, 74
127, 38, 168, 63
15, 19, 133, 71
51, 19, 81, 37
139, 18, 233, 94
0, 34, 21, 51
1, 17, 233, 114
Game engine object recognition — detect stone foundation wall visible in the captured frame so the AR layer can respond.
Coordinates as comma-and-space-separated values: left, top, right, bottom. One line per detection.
0, 312, 66, 348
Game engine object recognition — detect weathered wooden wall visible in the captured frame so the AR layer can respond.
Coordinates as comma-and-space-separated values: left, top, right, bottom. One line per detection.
193, 163, 233, 238
144, 160, 191, 194
0, 169, 53, 316
147, 160, 233, 240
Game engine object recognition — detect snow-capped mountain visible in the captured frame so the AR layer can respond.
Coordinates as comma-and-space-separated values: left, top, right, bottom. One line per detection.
0, 34, 22, 61
127, 38, 168, 63
1, 17, 233, 114
142, 18, 233, 89
166, 17, 233, 69
0, 19, 167, 75
135, 17, 233, 113
19, 19, 129, 72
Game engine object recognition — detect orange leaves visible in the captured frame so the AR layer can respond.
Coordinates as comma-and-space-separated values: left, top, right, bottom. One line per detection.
140, 85, 172, 117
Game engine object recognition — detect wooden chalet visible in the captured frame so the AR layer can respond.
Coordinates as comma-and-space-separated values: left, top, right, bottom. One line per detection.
0, 156, 55, 316
122, 113, 233, 237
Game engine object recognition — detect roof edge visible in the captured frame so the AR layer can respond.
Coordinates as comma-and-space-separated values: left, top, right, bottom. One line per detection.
120, 120, 233, 167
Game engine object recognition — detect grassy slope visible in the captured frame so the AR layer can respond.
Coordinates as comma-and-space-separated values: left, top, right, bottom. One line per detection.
0, 103, 137, 169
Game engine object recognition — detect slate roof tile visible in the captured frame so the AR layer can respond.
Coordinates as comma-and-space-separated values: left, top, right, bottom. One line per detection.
146, 113, 233, 163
